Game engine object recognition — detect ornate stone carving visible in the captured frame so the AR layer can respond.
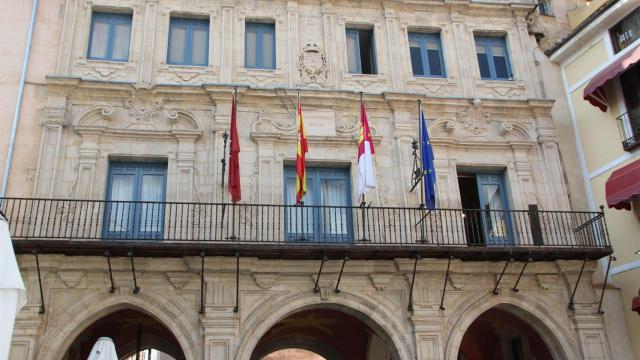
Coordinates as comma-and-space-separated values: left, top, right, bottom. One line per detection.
297, 43, 328, 86
124, 95, 163, 129
369, 273, 394, 291
253, 274, 279, 290
455, 104, 490, 138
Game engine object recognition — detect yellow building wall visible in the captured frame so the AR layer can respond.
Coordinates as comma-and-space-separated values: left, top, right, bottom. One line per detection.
564, 28, 640, 358
570, 86, 626, 172
564, 39, 608, 88
591, 169, 640, 357
568, 0, 610, 30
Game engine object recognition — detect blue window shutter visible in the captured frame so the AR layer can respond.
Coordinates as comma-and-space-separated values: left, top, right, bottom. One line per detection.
88, 13, 132, 62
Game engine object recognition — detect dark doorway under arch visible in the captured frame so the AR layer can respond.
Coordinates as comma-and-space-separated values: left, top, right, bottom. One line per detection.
63, 308, 185, 360
458, 308, 553, 360
251, 308, 398, 360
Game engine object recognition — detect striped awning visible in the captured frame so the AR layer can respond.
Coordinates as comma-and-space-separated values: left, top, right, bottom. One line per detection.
583, 44, 640, 112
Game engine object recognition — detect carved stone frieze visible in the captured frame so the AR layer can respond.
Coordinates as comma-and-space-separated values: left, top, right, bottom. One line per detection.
297, 43, 328, 86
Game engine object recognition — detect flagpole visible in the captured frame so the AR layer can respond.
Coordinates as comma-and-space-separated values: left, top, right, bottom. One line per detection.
418, 99, 425, 209
360, 91, 365, 207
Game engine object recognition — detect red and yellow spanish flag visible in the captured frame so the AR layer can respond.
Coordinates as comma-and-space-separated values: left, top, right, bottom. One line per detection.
295, 96, 308, 204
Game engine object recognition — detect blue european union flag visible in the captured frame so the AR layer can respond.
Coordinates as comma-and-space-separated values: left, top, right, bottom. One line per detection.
420, 111, 436, 210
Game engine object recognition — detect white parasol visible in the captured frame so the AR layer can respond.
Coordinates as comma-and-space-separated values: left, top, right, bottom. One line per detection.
87, 337, 118, 360
0, 216, 27, 360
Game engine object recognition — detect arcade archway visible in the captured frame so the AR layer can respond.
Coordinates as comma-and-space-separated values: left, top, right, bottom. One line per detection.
457, 307, 553, 360
251, 308, 399, 360
62, 308, 185, 360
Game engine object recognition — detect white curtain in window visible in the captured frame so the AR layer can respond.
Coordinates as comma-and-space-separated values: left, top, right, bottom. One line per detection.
112, 23, 131, 60
246, 30, 257, 67
169, 26, 186, 64
346, 33, 359, 73
109, 174, 134, 232
89, 22, 109, 58
482, 184, 506, 237
262, 31, 274, 68
321, 180, 347, 235
191, 28, 208, 65
285, 178, 314, 235
140, 175, 164, 232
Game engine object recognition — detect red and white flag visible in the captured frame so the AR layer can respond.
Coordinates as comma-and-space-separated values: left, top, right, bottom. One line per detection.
357, 101, 376, 198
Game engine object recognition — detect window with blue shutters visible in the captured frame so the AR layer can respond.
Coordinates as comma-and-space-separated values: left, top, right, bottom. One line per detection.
88, 12, 132, 62
474, 36, 513, 80
408, 32, 446, 78
167, 18, 210, 66
103, 162, 167, 240
346, 28, 377, 75
283, 166, 353, 242
245, 22, 276, 69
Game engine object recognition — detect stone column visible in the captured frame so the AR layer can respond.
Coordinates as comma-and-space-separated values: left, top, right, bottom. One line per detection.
138, 0, 159, 86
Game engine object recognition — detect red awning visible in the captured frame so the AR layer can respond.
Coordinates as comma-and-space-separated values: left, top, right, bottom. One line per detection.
606, 159, 640, 210
583, 44, 640, 112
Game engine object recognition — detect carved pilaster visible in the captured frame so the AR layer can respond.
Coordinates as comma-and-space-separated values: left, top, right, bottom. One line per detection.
138, 0, 159, 86
384, 7, 402, 90
173, 130, 201, 202
322, 4, 339, 89
449, 14, 473, 97
286, 1, 299, 88
537, 128, 570, 211
220, 0, 235, 83
33, 103, 68, 197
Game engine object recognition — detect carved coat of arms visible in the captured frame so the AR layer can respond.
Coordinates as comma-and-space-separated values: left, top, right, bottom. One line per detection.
297, 43, 328, 86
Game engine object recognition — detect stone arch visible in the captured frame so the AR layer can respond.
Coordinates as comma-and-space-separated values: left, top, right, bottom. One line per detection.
35, 289, 200, 360
167, 109, 203, 131
236, 291, 416, 360
443, 293, 579, 360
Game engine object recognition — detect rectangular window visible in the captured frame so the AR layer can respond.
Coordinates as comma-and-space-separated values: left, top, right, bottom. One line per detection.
346, 28, 377, 74
538, 0, 551, 16
610, 7, 640, 53
284, 166, 352, 242
88, 12, 132, 62
408, 32, 445, 77
245, 22, 276, 69
474, 36, 512, 80
104, 162, 167, 240
457, 172, 513, 246
167, 17, 209, 66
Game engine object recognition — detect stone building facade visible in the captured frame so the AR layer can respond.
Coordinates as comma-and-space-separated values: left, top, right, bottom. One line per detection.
0, 0, 627, 359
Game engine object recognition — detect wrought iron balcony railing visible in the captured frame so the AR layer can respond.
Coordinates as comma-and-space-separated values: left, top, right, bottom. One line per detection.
0, 198, 611, 260
617, 110, 640, 151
